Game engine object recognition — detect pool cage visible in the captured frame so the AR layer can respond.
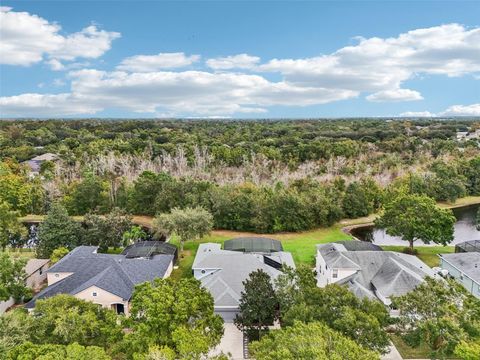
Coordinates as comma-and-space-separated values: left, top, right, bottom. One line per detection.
455, 240, 480, 253
122, 241, 178, 262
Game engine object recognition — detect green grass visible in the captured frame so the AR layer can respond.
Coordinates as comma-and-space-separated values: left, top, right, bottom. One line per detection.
390, 334, 433, 359
389, 334, 460, 359
381, 245, 455, 267
5, 248, 36, 259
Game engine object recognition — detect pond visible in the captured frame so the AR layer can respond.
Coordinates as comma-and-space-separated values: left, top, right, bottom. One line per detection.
351, 204, 480, 246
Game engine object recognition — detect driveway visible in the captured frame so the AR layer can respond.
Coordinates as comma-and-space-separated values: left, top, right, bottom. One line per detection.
209, 323, 245, 360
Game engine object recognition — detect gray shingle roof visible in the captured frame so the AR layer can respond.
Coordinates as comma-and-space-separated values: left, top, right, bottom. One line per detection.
25, 246, 173, 308
193, 243, 292, 308
317, 242, 436, 301
25, 259, 49, 277
441, 252, 480, 283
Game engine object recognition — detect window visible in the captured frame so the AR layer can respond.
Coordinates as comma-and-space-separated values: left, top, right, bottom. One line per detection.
332, 269, 338, 279
201, 269, 206, 274
39, 268, 43, 275
55, 273, 59, 278
92, 292, 97, 297
460, 273, 464, 280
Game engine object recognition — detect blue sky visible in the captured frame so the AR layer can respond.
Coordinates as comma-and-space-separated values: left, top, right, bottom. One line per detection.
1, 1, 479, 118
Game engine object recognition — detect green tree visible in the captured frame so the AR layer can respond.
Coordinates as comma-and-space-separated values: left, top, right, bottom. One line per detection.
36, 204, 83, 258
64, 173, 110, 215
30, 295, 123, 348
153, 207, 213, 252
342, 181, 372, 218
83, 208, 132, 252
0, 201, 27, 249
122, 225, 148, 246
7, 342, 111, 360
282, 284, 390, 354
455, 340, 480, 360
0, 309, 33, 356
49, 247, 70, 264
0, 252, 30, 302
392, 277, 480, 358
249, 321, 380, 360
235, 269, 279, 340
375, 194, 455, 252
125, 277, 223, 360
274, 265, 317, 317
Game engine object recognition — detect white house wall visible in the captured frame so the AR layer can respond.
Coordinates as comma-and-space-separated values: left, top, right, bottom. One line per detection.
441, 259, 480, 299
26, 265, 49, 291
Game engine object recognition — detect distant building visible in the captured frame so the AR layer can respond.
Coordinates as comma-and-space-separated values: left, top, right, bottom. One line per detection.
25, 244, 174, 315
22, 153, 59, 177
193, 238, 295, 322
440, 252, 480, 299
456, 129, 480, 142
0, 258, 50, 314
316, 241, 437, 306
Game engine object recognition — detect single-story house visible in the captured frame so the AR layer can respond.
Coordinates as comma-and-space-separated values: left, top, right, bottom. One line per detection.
0, 258, 50, 314
193, 238, 295, 322
440, 252, 480, 298
316, 241, 438, 306
25, 244, 174, 315
22, 153, 59, 177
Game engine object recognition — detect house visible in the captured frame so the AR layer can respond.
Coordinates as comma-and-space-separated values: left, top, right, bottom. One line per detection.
22, 153, 59, 177
316, 241, 438, 306
0, 258, 50, 314
439, 252, 480, 298
25, 244, 174, 315
193, 238, 295, 322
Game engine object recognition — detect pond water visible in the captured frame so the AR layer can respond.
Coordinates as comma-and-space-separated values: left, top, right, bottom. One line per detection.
351, 204, 480, 246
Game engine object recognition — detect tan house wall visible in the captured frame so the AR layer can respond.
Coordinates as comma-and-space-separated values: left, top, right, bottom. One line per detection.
26, 264, 49, 291
74, 286, 130, 316
47, 272, 73, 285
0, 298, 15, 315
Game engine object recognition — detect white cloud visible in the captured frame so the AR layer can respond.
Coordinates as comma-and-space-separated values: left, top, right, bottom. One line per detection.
206, 54, 260, 70
366, 89, 423, 102
439, 103, 480, 116
46, 59, 65, 71
0, 93, 101, 116
117, 52, 200, 72
259, 23, 480, 101
399, 111, 434, 117
0, 7, 119, 67
399, 103, 480, 117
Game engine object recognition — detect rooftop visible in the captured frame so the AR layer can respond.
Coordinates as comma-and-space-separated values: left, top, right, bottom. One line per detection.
441, 252, 480, 283
317, 242, 436, 300
26, 245, 173, 308
193, 242, 294, 308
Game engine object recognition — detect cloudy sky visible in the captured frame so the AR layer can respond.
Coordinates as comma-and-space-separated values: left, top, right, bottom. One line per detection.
1, 1, 479, 118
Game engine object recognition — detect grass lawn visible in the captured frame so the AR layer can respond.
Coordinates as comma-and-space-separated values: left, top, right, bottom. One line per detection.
381, 245, 455, 268
389, 334, 460, 359
5, 248, 36, 259
390, 334, 433, 359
